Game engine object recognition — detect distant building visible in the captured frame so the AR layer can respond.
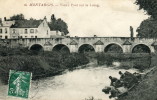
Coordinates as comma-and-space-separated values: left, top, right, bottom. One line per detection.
0, 19, 15, 39
10, 18, 50, 39
0, 17, 62, 39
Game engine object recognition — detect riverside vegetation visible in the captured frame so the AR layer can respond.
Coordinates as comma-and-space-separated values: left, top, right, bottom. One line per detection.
97, 53, 152, 72
0, 46, 155, 88
117, 53, 157, 100
118, 65, 157, 100
0, 47, 89, 84
96, 53, 157, 100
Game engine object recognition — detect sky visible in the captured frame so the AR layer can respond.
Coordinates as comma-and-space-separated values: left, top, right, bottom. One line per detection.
0, 0, 149, 37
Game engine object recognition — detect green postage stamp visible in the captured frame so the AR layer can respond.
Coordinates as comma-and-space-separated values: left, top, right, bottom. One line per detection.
8, 70, 32, 99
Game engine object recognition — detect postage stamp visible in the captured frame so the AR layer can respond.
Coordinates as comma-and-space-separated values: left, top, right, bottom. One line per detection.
7, 70, 32, 99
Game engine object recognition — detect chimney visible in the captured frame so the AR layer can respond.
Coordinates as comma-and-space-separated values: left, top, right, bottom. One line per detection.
130, 26, 134, 41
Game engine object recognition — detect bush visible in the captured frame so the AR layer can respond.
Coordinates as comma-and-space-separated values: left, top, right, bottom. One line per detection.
0, 51, 89, 84
97, 53, 151, 71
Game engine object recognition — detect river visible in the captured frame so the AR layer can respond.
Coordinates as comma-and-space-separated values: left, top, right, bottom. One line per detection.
0, 63, 138, 100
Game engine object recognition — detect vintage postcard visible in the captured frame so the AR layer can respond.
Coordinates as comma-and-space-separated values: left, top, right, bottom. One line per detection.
0, 0, 156, 100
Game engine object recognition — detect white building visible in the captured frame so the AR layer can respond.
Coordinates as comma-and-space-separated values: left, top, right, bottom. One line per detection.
0, 17, 62, 39
0, 20, 15, 39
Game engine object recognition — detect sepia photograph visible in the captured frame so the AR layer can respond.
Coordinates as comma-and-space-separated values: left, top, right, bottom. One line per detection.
0, 0, 157, 100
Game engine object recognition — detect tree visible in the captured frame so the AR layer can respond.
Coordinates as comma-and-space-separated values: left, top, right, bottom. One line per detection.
10, 14, 25, 20
51, 14, 56, 22
136, 17, 157, 38
49, 14, 69, 35
135, 0, 157, 38
55, 18, 69, 35
135, 0, 157, 18
49, 14, 57, 31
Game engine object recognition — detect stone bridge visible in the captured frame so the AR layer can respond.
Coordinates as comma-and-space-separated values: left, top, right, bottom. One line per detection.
3, 37, 157, 53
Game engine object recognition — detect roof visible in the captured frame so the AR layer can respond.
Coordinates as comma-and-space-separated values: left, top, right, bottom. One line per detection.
151, 41, 157, 46
70, 40, 78, 45
123, 40, 132, 45
10, 20, 43, 28
1, 21, 15, 27
93, 40, 104, 45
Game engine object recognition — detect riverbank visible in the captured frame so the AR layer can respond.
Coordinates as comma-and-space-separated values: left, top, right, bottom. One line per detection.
95, 53, 157, 100
97, 53, 152, 71
0, 47, 89, 84
0, 64, 138, 100
118, 66, 157, 100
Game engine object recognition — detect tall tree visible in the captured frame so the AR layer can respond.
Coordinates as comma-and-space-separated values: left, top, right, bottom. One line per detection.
137, 17, 157, 38
49, 14, 69, 35
135, 0, 157, 18
56, 18, 69, 35
49, 14, 57, 30
135, 0, 157, 38
51, 14, 56, 22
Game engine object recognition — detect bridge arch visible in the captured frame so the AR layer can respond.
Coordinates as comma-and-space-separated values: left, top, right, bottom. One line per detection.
78, 44, 95, 53
52, 44, 70, 53
29, 44, 44, 51
104, 43, 123, 53
132, 44, 151, 53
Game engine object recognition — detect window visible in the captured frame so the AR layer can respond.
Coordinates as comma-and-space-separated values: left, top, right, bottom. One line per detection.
25, 29, 28, 34
35, 36, 37, 38
25, 36, 27, 38
5, 28, 7, 33
18, 36, 22, 39
5, 36, 8, 39
47, 30, 48, 35
30, 29, 34, 33
0, 35, 2, 39
0, 29, 2, 33
13, 29, 16, 33
31, 36, 34, 38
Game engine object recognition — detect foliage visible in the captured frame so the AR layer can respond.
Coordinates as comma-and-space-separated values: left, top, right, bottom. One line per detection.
136, 18, 157, 38
49, 14, 69, 35
79, 44, 95, 53
135, 0, 157, 18
104, 44, 123, 53
132, 44, 151, 53
97, 53, 151, 71
10, 14, 25, 20
0, 47, 89, 84
118, 66, 157, 100
135, 0, 157, 38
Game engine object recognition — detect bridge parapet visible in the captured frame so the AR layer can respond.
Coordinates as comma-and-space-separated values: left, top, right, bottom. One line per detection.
0, 37, 156, 53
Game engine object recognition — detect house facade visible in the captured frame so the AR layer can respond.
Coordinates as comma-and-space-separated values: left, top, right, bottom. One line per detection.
0, 20, 15, 39
0, 17, 62, 39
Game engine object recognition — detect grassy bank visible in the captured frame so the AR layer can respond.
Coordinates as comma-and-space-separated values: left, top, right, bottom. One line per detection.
97, 53, 152, 71
117, 54, 157, 100
118, 66, 157, 100
0, 47, 89, 84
